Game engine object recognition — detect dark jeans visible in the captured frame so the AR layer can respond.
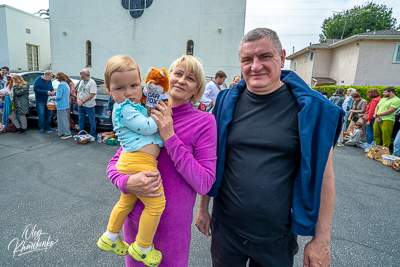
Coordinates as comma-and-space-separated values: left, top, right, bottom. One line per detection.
36, 103, 53, 130
78, 106, 96, 137
211, 217, 298, 267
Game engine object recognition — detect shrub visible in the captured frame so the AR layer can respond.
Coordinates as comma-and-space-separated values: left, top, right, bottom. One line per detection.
313, 85, 400, 101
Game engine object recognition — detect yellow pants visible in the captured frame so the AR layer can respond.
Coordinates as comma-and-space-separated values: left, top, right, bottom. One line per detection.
107, 151, 165, 248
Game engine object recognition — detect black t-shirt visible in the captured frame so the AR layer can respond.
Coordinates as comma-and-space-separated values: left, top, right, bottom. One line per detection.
213, 84, 301, 242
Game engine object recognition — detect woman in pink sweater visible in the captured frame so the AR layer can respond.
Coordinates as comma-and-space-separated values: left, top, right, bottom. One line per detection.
107, 55, 217, 266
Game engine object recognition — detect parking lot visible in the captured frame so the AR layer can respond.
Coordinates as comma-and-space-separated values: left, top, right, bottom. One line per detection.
0, 126, 399, 266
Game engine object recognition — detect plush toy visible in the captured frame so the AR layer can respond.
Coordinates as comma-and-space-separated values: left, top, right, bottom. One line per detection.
141, 67, 169, 116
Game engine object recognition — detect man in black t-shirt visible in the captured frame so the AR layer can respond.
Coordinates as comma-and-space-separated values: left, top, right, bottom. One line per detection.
195, 28, 339, 267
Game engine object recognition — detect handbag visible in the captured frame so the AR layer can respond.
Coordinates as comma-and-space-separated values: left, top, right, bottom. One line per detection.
5, 117, 17, 132
352, 115, 359, 122
362, 113, 368, 120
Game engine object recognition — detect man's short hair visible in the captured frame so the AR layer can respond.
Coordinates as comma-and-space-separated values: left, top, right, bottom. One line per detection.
81, 69, 90, 76
383, 86, 395, 94
1, 66, 9, 71
239, 28, 282, 55
233, 75, 241, 82
215, 70, 227, 80
44, 70, 53, 76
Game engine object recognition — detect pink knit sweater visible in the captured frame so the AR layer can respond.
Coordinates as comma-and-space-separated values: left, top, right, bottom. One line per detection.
107, 102, 217, 266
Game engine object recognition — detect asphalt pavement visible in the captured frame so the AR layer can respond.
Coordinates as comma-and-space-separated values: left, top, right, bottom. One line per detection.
0, 125, 399, 267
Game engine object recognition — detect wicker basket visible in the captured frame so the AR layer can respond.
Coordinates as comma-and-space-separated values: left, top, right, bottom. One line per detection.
381, 155, 395, 167
47, 104, 56, 111
76, 130, 89, 144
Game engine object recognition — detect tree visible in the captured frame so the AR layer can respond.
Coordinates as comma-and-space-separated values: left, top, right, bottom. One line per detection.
35, 8, 49, 19
321, 2, 397, 40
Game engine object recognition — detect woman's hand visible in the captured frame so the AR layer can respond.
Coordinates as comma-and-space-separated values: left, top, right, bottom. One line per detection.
195, 210, 211, 237
367, 121, 371, 126
151, 101, 174, 142
126, 170, 163, 198
348, 117, 351, 121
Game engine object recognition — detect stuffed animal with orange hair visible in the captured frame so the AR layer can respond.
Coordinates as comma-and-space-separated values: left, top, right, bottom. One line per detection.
141, 67, 169, 116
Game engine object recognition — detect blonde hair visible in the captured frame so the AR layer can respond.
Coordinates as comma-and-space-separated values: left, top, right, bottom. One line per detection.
104, 55, 142, 95
12, 75, 27, 89
169, 55, 205, 105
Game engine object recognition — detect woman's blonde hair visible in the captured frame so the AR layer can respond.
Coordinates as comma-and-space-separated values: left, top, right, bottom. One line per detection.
55, 72, 68, 83
12, 75, 27, 89
104, 55, 142, 95
169, 55, 206, 105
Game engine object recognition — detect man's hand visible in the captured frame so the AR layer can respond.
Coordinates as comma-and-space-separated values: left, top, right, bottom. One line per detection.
210, 101, 215, 107
195, 210, 211, 237
107, 110, 111, 116
78, 100, 83, 106
47, 91, 53, 96
303, 237, 331, 267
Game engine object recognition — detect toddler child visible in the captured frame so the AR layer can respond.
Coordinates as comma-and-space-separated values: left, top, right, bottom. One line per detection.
97, 55, 165, 267
345, 121, 363, 146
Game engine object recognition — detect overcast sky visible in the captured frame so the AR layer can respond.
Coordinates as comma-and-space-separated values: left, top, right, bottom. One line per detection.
2, 0, 400, 69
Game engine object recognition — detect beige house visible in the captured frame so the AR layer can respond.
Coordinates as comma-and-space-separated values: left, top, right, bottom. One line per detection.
286, 29, 400, 87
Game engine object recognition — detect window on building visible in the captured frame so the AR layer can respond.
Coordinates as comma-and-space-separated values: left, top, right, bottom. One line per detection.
26, 44, 39, 71
186, 40, 194, 55
121, 0, 153, 19
310, 52, 314, 61
86, 41, 92, 67
26, 28, 31, 34
393, 43, 400, 63
294, 60, 297, 71
304, 54, 308, 63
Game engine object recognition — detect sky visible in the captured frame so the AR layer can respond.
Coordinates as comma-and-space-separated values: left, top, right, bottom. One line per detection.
2, 0, 400, 69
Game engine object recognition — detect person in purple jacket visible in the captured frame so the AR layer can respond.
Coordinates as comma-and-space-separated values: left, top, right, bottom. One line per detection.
106, 55, 217, 267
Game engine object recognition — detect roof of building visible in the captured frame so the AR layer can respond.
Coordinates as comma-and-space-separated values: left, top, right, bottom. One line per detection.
286, 29, 400, 60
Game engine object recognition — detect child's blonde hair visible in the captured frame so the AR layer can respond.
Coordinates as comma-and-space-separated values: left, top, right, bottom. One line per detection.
169, 55, 206, 104
104, 55, 142, 95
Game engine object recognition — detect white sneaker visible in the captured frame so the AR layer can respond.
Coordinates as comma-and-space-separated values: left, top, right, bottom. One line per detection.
61, 135, 72, 139
90, 137, 95, 142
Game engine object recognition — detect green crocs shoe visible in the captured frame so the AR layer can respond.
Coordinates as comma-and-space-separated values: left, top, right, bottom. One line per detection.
97, 233, 129, 256
128, 241, 162, 267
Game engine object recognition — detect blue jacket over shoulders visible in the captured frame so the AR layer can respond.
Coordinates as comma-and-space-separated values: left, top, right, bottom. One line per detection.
209, 70, 345, 236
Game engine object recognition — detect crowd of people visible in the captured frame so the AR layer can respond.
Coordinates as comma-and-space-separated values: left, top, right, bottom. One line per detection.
0, 67, 98, 141
325, 86, 400, 157
2, 26, 398, 267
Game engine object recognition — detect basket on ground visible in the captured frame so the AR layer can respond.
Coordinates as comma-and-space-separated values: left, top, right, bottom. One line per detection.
74, 130, 92, 144
381, 155, 396, 167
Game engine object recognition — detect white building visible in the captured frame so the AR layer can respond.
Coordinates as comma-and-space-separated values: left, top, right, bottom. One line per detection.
49, 0, 246, 82
0, 5, 51, 71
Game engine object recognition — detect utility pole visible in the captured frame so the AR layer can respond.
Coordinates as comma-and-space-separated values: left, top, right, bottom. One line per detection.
333, 11, 347, 39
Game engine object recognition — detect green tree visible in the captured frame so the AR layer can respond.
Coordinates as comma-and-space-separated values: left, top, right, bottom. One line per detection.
35, 8, 49, 19
321, 2, 397, 40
